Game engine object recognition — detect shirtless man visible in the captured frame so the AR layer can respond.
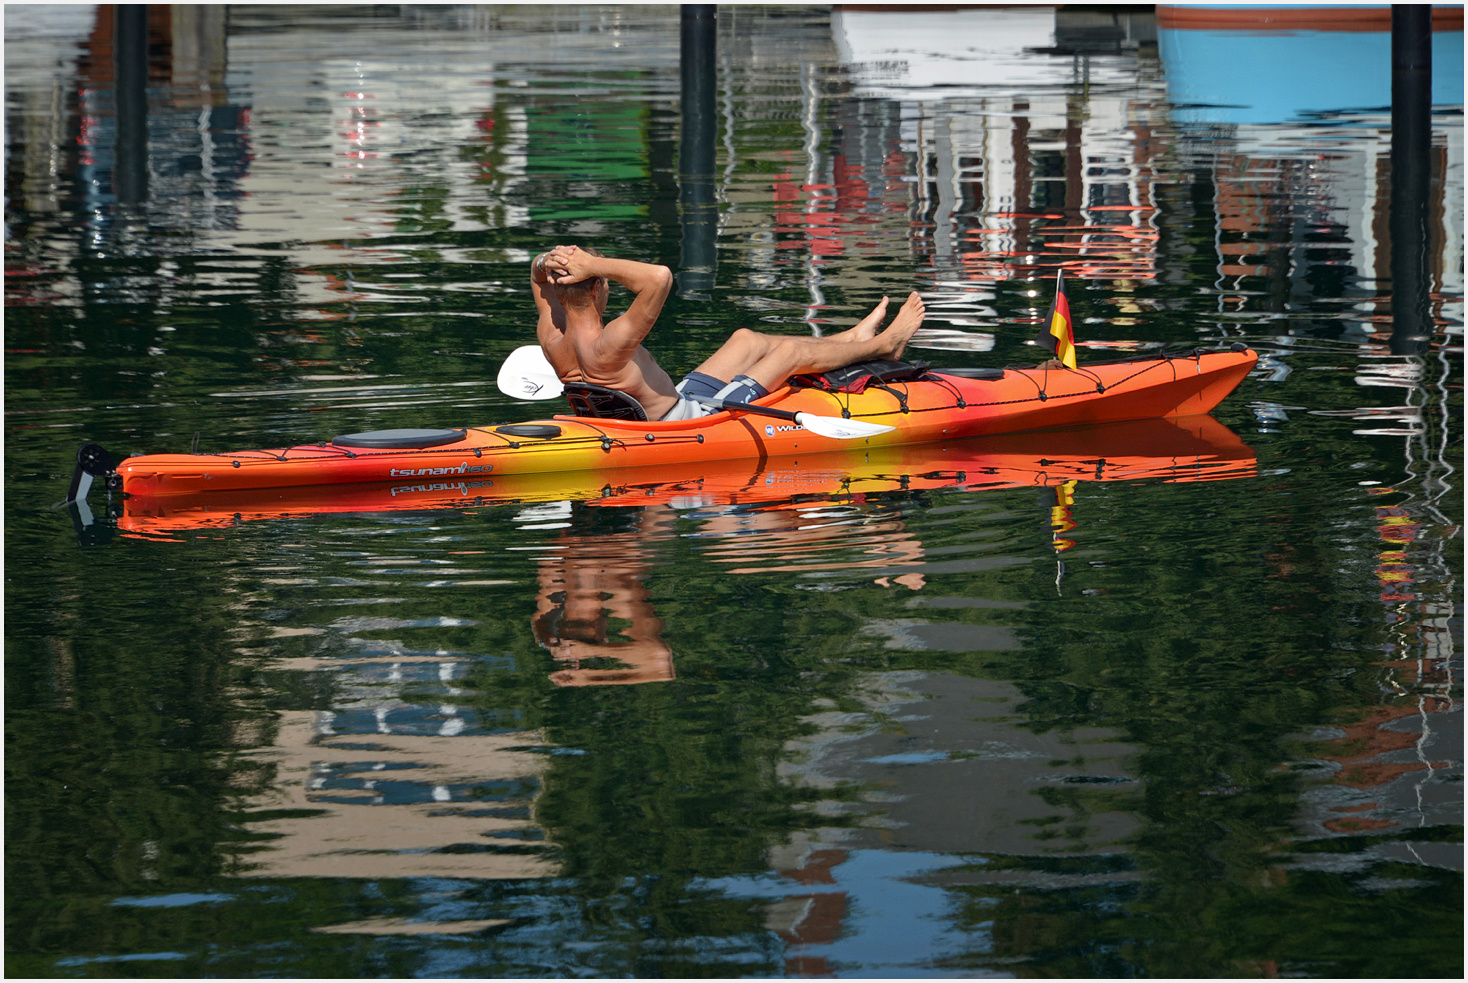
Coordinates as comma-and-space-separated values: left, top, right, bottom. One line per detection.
531, 244, 925, 421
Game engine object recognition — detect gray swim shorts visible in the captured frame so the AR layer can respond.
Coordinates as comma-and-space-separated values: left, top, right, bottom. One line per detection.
660, 371, 771, 421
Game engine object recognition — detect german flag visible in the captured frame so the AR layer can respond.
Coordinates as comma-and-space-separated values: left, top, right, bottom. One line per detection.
1036, 269, 1076, 369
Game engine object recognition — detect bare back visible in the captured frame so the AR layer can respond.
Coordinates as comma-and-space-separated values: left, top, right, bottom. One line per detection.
538, 324, 680, 420
531, 247, 679, 419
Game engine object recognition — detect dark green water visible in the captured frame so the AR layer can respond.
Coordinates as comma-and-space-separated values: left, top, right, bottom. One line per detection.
5, 6, 1461, 978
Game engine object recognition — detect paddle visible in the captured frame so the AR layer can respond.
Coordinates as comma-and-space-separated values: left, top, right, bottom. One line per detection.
496, 346, 895, 441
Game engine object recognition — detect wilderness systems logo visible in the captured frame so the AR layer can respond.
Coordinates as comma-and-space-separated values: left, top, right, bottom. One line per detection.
388, 462, 493, 478
764, 423, 804, 436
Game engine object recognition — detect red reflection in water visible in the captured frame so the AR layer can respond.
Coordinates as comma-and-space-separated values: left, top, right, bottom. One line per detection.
774, 848, 851, 976
1294, 485, 1458, 838
771, 149, 910, 263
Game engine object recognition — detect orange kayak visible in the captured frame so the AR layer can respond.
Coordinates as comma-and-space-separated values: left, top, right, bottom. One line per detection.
72, 348, 1256, 502
106, 415, 1256, 538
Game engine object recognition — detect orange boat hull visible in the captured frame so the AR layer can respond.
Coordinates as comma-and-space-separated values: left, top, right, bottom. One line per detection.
112, 415, 1257, 538
108, 350, 1257, 500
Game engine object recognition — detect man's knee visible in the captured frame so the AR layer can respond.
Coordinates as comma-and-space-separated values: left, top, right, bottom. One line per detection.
716, 327, 771, 361
728, 327, 762, 347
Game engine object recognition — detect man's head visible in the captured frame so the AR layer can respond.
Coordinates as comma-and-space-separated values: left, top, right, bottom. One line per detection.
551, 245, 608, 316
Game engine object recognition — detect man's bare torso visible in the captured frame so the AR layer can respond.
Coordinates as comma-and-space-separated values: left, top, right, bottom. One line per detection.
539, 329, 679, 420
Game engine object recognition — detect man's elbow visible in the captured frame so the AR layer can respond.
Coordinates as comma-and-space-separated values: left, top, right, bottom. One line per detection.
651, 265, 673, 294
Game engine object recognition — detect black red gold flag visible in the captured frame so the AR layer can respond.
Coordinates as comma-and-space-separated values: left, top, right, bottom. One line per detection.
1036, 269, 1076, 369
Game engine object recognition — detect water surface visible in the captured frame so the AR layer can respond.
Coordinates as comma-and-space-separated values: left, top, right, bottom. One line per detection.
5, 5, 1462, 978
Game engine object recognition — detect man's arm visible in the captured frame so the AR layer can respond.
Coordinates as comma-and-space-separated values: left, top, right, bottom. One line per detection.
548, 249, 673, 362
531, 247, 572, 337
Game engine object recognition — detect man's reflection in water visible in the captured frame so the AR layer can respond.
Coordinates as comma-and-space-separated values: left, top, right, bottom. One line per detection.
530, 496, 930, 688
532, 506, 678, 687
695, 497, 928, 591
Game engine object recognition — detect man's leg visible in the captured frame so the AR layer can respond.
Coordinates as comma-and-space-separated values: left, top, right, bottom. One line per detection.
692, 292, 925, 393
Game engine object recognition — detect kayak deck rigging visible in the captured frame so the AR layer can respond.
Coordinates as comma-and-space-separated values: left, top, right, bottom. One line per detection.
170, 419, 711, 466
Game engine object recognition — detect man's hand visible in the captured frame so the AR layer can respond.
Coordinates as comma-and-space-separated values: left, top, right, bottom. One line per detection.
534, 244, 579, 284
544, 245, 598, 286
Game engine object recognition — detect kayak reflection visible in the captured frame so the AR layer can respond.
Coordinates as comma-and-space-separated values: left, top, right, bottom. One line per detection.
106, 417, 1256, 695
519, 415, 1256, 687
684, 495, 930, 589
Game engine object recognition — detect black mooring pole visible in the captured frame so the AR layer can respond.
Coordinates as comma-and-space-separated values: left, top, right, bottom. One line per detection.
678, 5, 718, 300
1389, 5, 1433, 355
114, 4, 150, 206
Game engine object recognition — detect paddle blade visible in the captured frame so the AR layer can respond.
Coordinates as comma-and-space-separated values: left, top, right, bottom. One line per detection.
793, 413, 895, 440
699, 394, 895, 440
497, 345, 564, 400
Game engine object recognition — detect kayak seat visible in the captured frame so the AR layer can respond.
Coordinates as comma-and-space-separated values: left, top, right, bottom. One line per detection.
563, 382, 649, 422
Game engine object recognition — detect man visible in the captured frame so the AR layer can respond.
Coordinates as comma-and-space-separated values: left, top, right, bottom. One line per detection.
531, 244, 925, 421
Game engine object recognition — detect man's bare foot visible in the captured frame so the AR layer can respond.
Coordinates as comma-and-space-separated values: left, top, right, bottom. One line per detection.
877, 292, 925, 361
849, 296, 890, 342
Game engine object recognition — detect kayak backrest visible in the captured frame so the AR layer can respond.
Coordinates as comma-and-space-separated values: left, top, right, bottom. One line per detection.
563, 382, 649, 422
